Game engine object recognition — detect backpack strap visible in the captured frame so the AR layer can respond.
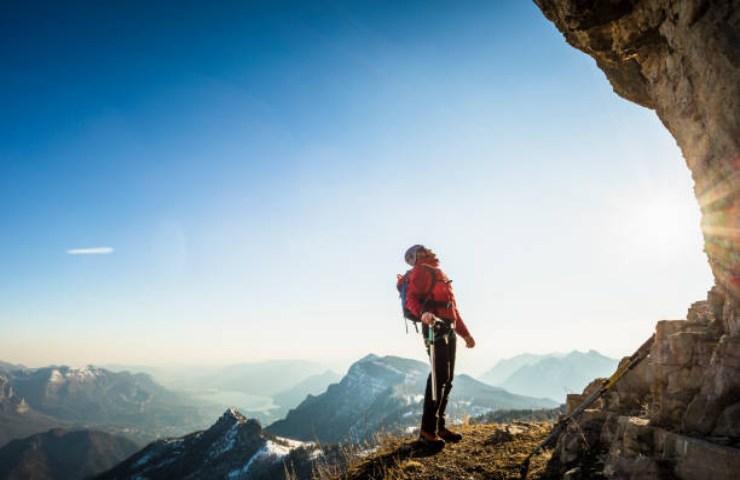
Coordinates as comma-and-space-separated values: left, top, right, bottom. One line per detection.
418, 264, 439, 313
418, 264, 454, 311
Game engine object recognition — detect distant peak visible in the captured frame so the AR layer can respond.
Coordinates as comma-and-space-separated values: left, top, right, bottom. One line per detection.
358, 353, 379, 363
204, 408, 263, 445
221, 407, 247, 423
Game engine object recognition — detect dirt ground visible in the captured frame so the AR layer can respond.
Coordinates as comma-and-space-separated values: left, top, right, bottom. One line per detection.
330, 422, 555, 480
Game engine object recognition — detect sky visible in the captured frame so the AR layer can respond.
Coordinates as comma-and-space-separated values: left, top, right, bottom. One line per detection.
0, 0, 713, 376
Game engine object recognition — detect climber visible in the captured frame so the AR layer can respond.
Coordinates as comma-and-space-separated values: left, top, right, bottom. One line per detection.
403, 244, 476, 448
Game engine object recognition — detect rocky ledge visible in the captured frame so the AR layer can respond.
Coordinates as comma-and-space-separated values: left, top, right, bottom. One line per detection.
546, 291, 739, 479
96, 408, 320, 480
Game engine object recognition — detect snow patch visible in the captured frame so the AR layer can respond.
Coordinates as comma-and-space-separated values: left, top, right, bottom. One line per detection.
226, 441, 280, 480
49, 369, 64, 384
402, 394, 424, 405
227, 438, 316, 479
208, 422, 239, 459
309, 448, 324, 460
132, 452, 155, 469
66, 366, 100, 380
278, 437, 308, 448
228, 406, 242, 418
264, 440, 291, 457
359, 446, 378, 458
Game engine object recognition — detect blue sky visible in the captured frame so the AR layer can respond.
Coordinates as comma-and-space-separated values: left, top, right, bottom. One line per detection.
0, 1, 712, 374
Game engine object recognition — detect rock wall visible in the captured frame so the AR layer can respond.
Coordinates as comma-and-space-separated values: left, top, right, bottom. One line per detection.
532, 1, 739, 477
533, 0, 739, 302
548, 295, 739, 478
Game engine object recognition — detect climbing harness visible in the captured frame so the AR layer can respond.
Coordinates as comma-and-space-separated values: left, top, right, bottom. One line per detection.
519, 334, 656, 479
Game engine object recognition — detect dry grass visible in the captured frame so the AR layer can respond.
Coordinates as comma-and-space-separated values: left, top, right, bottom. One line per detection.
313, 422, 555, 480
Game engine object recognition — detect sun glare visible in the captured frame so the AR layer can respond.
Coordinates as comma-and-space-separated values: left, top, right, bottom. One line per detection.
611, 187, 703, 258
638, 197, 691, 244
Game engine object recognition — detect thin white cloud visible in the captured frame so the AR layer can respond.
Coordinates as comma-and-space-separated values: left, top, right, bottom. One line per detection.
66, 247, 114, 255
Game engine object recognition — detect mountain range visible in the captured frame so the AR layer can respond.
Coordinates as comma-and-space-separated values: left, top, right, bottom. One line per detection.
0, 353, 568, 478
479, 352, 565, 386
104, 361, 342, 425
105, 360, 334, 395
96, 408, 321, 480
2, 352, 602, 451
267, 354, 558, 443
479, 350, 619, 402
0, 364, 214, 447
0, 372, 67, 448
269, 370, 343, 419
95, 354, 560, 478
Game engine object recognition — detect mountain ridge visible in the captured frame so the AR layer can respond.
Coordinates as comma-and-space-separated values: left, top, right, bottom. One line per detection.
479, 350, 619, 402
479, 352, 565, 386
96, 408, 321, 480
266, 353, 557, 443
0, 428, 141, 480
0, 364, 214, 447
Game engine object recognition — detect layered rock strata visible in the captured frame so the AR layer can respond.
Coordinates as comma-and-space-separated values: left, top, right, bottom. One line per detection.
532, 1, 739, 477
548, 296, 739, 478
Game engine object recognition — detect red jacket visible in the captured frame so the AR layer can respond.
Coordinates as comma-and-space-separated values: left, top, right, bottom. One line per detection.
404, 258, 470, 338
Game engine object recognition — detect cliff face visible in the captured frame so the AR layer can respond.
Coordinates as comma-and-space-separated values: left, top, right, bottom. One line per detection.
534, 0, 739, 301
532, 1, 739, 477
550, 298, 739, 478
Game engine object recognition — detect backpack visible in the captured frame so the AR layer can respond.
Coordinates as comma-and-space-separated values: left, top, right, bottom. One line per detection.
396, 264, 438, 331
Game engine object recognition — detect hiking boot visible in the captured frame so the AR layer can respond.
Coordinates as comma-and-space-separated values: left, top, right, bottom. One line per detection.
438, 426, 463, 443
418, 429, 445, 448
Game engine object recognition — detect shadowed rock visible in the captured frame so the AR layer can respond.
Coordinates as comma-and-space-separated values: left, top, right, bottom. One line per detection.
533, 1, 739, 477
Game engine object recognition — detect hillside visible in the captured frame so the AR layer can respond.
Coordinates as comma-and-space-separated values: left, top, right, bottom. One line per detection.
270, 370, 343, 419
0, 429, 141, 480
0, 372, 68, 447
498, 350, 618, 402
479, 353, 563, 386
96, 408, 323, 480
266, 354, 556, 443
0, 364, 214, 446
319, 422, 555, 480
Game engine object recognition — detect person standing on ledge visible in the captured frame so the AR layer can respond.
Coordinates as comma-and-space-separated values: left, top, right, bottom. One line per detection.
403, 244, 476, 448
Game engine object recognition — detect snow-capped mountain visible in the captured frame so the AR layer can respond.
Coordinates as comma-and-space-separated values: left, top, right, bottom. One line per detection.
0, 364, 213, 446
97, 408, 320, 480
11, 365, 172, 421
266, 354, 558, 443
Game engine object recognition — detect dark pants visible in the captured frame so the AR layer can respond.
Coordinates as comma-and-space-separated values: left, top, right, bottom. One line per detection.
421, 326, 456, 434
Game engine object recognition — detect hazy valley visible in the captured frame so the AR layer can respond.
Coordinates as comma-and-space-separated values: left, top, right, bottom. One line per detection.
0, 350, 615, 479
